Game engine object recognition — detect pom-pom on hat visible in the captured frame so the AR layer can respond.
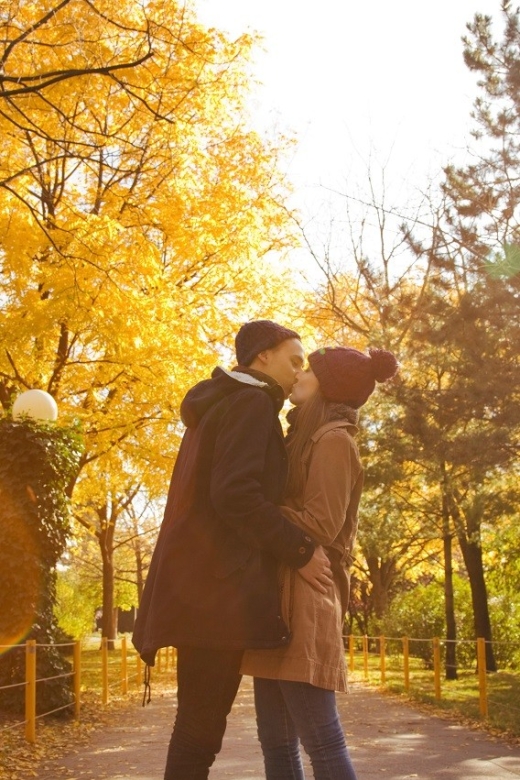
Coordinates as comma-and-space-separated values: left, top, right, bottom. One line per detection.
308, 346, 399, 408
235, 320, 301, 367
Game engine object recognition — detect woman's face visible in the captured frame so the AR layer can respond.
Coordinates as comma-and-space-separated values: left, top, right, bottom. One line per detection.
289, 367, 320, 406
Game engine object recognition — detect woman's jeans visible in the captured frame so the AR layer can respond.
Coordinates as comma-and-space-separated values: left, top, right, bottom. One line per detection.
254, 677, 358, 780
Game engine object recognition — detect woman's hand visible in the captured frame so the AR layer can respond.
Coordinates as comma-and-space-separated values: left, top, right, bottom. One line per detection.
297, 546, 333, 593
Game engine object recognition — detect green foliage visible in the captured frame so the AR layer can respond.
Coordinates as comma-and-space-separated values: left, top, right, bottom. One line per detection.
0, 418, 82, 558
380, 577, 475, 667
485, 517, 520, 668
381, 583, 444, 645
0, 417, 82, 714
54, 520, 141, 639
485, 243, 520, 279
55, 567, 101, 640
488, 593, 520, 669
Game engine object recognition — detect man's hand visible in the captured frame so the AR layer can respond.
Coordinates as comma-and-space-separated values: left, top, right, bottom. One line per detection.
297, 546, 333, 593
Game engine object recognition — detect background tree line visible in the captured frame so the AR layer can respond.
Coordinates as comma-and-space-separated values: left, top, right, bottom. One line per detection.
301, 0, 520, 674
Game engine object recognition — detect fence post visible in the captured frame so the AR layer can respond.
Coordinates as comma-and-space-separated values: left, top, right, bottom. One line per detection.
380, 635, 386, 685
121, 636, 128, 695
25, 639, 37, 743
73, 640, 81, 719
101, 637, 109, 705
433, 637, 441, 700
402, 636, 410, 692
349, 635, 355, 672
477, 638, 488, 718
362, 635, 368, 680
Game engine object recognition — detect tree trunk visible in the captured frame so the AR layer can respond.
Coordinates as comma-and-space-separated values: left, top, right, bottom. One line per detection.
101, 553, 116, 650
349, 576, 370, 636
365, 556, 396, 620
441, 473, 458, 680
98, 502, 117, 651
443, 531, 458, 679
135, 541, 145, 604
457, 534, 497, 672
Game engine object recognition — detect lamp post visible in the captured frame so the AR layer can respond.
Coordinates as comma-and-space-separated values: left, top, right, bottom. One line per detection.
12, 390, 58, 422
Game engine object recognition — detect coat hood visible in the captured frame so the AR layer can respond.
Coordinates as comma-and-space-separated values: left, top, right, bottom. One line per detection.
180, 366, 285, 428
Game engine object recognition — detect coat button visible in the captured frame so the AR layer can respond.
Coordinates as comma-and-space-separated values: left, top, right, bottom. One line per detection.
298, 546, 306, 554
304, 536, 312, 542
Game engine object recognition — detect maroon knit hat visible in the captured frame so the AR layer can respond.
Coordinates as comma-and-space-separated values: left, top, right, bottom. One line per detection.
308, 346, 399, 408
235, 320, 301, 367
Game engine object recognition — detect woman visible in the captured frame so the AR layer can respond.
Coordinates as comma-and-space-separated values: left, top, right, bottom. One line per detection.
241, 345, 399, 780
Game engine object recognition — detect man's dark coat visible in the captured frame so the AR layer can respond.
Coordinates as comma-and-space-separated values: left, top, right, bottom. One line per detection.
132, 367, 315, 666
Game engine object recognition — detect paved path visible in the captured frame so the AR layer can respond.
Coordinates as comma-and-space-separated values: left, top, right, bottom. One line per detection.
37, 678, 520, 779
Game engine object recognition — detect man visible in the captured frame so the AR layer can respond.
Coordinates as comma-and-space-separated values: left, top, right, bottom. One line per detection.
132, 320, 332, 779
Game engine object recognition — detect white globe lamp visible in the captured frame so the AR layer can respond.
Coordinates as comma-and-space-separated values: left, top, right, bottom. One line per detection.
12, 389, 58, 422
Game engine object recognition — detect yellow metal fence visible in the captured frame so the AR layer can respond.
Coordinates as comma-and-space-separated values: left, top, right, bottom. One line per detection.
345, 633, 520, 734
346, 634, 489, 716
0, 637, 175, 744
2, 634, 519, 744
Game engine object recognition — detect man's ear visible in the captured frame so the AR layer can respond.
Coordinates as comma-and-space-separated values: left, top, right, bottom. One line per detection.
249, 349, 272, 371
255, 349, 270, 366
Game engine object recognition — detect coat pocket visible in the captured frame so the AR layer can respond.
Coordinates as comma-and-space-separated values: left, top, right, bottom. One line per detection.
213, 536, 253, 579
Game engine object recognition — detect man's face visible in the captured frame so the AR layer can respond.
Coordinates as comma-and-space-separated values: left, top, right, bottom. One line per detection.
259, 338, 305, 397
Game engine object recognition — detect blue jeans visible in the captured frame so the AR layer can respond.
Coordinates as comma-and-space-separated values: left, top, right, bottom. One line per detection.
164, 646, 243, 780
254, 678, 358, 780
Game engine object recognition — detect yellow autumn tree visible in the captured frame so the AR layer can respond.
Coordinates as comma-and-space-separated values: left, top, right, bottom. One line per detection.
0, 0, 303, 642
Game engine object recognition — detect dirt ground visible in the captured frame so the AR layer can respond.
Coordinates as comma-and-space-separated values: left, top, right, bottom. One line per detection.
18, 677, 520, 780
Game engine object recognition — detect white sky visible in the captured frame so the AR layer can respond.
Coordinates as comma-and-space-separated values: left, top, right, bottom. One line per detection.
193, 0, 503, 271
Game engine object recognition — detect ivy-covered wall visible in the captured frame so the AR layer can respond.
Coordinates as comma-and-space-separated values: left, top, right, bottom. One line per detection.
0, 418, 82, 715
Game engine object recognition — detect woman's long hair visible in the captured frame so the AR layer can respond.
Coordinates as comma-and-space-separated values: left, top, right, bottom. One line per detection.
285, 390, 331, 498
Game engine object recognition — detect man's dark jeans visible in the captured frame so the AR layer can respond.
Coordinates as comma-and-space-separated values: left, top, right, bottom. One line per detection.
164, 646, 243, 780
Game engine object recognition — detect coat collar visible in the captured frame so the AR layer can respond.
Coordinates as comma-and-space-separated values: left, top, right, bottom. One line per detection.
310, 418, 358, 444
218, 367, 269, 388
226, 365, 286, 412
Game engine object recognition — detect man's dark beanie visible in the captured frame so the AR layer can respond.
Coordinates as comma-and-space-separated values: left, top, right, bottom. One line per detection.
235, 320, 301, 367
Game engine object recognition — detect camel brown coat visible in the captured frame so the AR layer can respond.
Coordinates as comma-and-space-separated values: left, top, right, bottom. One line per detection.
241, 418, 364, 691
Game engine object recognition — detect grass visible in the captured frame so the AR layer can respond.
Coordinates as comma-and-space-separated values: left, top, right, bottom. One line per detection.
78, 633, 177, 693
348, 648, 520, 741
